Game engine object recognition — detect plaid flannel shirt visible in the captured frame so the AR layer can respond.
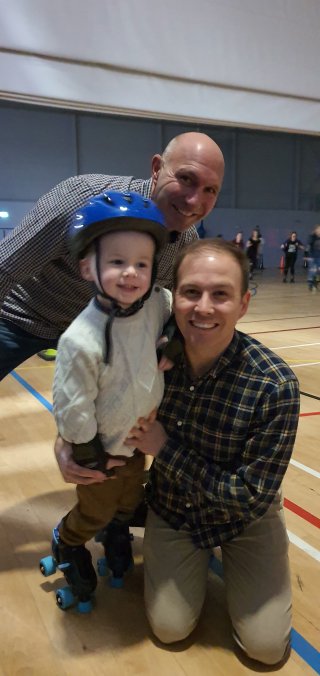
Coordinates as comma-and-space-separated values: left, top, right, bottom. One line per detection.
0, 174, 197, 339
146, 330, 300, 549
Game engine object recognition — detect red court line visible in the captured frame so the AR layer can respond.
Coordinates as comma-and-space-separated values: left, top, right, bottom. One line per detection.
284, 498, 320, 529
299, 411, 320, 417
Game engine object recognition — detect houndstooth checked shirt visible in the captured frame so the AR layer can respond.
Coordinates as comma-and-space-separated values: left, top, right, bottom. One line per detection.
146, 330, 300, 549
0, 174, 197, 339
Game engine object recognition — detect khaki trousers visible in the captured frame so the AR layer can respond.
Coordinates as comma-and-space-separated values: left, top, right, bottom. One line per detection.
59, 452, 145, 545
144, 494, 292, 665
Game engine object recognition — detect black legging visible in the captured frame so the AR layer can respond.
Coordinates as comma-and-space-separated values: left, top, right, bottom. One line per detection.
284, 253, 297, 277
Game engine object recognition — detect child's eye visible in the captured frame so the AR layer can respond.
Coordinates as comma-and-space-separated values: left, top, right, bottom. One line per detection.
110, 259, 123, 265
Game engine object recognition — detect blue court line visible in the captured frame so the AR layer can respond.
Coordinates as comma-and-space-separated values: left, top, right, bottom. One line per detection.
10, 370, 53, 412
291, 630, 320, 674
11, 370, 320, 673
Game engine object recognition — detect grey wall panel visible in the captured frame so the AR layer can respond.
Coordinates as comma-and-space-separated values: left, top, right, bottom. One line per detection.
0, 200, 36, 233
77, 115, 162, 177
236, 131, 296, 209
298, 136, 320, 211
0, 104, 77, 200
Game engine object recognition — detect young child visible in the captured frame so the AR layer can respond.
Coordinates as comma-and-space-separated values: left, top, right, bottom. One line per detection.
41, 191, 171, 611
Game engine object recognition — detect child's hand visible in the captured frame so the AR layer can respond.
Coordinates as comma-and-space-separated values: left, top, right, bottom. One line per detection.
158, 355, 174, 371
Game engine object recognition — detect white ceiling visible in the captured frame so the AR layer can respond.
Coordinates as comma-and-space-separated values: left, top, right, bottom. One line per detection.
1, 0, 320, 133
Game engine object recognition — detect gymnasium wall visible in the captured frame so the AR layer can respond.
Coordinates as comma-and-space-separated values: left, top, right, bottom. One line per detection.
1, 101, 319, 267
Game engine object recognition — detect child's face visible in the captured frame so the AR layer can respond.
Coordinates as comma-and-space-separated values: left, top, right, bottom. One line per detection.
80, 230, 155, 309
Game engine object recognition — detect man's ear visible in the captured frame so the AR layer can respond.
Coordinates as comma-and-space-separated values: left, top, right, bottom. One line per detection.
151, 154, 162, 186
239, 290, 251, 319
79, 256, 94, 281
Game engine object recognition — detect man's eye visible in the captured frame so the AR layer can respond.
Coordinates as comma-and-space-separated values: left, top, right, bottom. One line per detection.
184, 289, 198, 297
179, 175, 192, 185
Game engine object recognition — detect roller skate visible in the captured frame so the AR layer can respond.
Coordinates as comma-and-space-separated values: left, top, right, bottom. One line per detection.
96, 521, 134, 588
39, 527, 97, 612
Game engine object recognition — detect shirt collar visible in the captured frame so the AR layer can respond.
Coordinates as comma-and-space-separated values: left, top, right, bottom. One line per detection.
175, 330, 242, 381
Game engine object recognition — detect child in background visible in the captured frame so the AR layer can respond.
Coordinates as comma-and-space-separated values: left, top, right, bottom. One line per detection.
40, 191, 171, 611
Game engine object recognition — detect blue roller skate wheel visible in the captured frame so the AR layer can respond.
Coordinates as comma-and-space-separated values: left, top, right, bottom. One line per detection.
56, 586, 75, 610
110, 576, 124, 589
39, 555, 57, 577
97, 557, 108, 576
209, 555, 224, 579
77, 599, 93, 613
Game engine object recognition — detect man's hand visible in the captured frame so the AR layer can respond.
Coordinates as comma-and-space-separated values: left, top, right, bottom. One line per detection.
54, 436, 125, 485
124, 419, 168, 457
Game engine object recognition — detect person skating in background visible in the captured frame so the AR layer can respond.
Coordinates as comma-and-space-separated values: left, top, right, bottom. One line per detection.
232, 231, 244, 249
281, 231, 304, 283
246, 228, 261, 279
307, 224, 320, 291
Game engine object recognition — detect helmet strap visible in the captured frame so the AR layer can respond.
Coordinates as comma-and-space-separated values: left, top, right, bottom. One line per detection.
93, 238, 158, 364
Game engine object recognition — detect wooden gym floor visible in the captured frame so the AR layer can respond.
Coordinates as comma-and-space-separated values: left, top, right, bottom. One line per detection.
0, 267, 319, 675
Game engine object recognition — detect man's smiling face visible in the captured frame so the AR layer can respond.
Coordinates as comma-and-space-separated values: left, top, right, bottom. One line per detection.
150, 134, 224, 232
173, 251, 250, 367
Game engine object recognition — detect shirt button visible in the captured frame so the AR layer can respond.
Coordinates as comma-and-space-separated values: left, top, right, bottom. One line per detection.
185, 503, 191, 508
177, 420, 183, 427
189, 385, 195, 391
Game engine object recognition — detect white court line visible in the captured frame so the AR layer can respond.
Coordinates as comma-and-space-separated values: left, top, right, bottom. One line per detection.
277, 342, 320, 350
290, 459, 320, 479
275, 342, 320, 350
288, 531, 320, 563
290, 361, 320, 367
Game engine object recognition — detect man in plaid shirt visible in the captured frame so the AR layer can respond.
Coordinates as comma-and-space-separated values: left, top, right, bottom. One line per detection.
0, 131, 224, 381
126, 239, 299, 666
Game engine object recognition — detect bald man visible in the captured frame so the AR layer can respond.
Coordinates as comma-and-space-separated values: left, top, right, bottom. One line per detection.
0, 132, 224, 381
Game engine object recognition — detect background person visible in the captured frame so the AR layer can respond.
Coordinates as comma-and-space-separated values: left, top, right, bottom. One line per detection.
126, 238, 300, 666
281, 231, 304, 283
0, 132, 225, 381
245, 228, 261, 279
307, 224, 320, 291
231, 231, 244, 249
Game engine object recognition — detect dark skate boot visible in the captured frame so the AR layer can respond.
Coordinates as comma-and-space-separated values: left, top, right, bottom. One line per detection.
96, 521, 134, 588
39, 527, 97, 612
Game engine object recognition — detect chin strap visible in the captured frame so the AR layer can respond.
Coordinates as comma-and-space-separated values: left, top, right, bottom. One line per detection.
94, 295, 144, 364
94, 238, 158, 364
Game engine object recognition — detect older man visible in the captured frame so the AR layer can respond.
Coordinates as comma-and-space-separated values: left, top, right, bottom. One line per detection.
0, 131, 224, 380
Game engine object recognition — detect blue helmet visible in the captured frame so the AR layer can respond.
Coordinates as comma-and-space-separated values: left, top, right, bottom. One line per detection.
68, 190, 167, 258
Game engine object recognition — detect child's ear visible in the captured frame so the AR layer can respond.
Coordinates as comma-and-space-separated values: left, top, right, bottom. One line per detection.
79, 256, 94, 281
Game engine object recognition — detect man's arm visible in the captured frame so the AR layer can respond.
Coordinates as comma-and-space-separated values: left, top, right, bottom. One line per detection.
0, 175, 104, 304
54, 435, 106, 484
54, 436, 125, 484
0, 178, 77, 303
